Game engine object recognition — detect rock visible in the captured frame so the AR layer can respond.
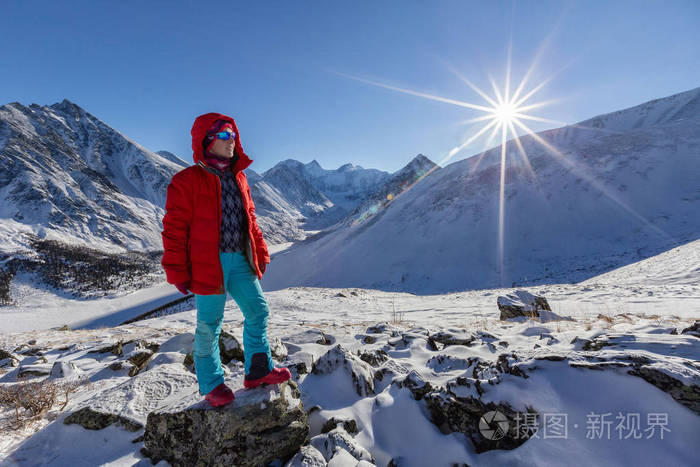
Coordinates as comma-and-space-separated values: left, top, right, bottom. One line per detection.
50, 361, 83, 379
309, 427, 374, 464
680, 321, 699, 338
497, 290, 551, 320
427, 355, 473, 373
321, 417, 359, 435
19, 347, 45, 356
218, 330, 244, 364
395, 371, 433, 401
358, 349, 389, 367
534, 355, 566, 361
366, 323, 399, 336
91, 339, 159, 358
272, 337, 289, 361
312, 345, 375, 397
334, 292, 347, 298
127, 351, 154, 377
91, 340, 129, 356
289, 362, 308, 379
142, 381, 308, 467
64, 406, 143, 432
284, 444, 327, 467
374, 360, 410, 393
183, 352, 194, 373
316, 332, 335, 346
12, 343, 29, 353
424, 389, 538, 453
561, 350, 699, 414
17, 363, 52, 378
582, 336, 615, 351
495, 353, 528, 379
387, 333, 438, 351
282, 352, 313, 380
539, 333, 559, 345
361, 335, 377, 344
430, 330, 476, 347
81, 362, 200, 430
0, 349, 20, 367
627, 367, 700, 414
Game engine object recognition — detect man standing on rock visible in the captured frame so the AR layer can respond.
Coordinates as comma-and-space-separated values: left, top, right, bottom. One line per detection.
161, 112, 291, 406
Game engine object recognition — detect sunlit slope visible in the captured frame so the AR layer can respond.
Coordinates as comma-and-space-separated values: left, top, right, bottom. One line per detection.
262, 87, 700, 293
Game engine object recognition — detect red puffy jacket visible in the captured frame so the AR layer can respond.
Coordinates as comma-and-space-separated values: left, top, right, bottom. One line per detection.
161, 112, 270, 295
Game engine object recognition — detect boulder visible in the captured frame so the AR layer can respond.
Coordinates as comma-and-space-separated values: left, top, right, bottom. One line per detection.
75, 363, 199, 429
0, 349, 20, 368
271, 337, 289, 360
17, 363, 52, 378
321, 417, 359, 435
430, 330, 477, 347
395, 371, 433, 401
681, 321, 699, 338
357, 349, 389, 367
50, 361, 83, 379
64, 406, 142, 432
427, 355, 474, 373
424, 388, 538, 453
142, 381, 308, 467
497, 290, 551, 320
373, 360, 410, 393
284, 444, 327, 466
312, 345, 375, 397
309, 427, 375, 465
387, 332, 438, 351
124, 342, 156, 377
219, 330, 244, 364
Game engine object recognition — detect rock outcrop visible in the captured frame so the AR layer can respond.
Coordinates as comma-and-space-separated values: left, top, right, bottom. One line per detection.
142, 381, 308, 467
497, 290, 551, 320
312, 344, 375, 397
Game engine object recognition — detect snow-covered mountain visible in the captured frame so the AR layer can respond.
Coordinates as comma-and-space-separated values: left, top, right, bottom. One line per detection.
250, 155, 439, 238
261, 87, 700, 294
0, 100, 187, 252
0, 98, 441, 254
339, 154, 439, 227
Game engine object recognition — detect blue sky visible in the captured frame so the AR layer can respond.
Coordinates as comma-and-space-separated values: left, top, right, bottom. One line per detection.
1, 1, 698, 174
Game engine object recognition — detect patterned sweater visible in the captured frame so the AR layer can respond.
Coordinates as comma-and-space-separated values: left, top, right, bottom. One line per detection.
201, 163, 249, 253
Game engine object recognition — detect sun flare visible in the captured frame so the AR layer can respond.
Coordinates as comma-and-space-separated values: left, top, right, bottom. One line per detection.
493, 102, 517, 124
333, 48, 666, 287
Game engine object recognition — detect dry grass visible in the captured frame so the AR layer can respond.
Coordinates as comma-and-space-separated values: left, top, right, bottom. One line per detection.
391, 296, 405, 324
0, 377, 92, 431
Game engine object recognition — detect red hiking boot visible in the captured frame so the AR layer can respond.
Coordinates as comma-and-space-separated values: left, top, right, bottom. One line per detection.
243, 367, 292, 389
204, 382, 235, 407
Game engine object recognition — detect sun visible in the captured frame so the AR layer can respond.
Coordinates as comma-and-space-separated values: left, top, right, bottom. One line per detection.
493, 101, 518, 124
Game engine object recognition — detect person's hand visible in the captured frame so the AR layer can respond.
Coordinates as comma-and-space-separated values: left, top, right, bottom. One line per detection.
260, 262, 268, 274
175, 281, 190, 295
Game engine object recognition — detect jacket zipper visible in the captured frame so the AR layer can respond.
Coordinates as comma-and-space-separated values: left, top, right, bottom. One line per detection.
236, 173, 259, 276
215, 173, 225, 294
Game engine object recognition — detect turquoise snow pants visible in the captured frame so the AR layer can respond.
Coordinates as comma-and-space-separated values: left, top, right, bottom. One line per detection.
193, 251, 274, 396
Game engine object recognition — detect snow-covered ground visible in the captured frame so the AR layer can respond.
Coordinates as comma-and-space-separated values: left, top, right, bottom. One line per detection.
0, 239, 698, 466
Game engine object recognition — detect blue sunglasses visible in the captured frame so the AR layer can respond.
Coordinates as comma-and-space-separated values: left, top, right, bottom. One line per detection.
215, 131, 236, 141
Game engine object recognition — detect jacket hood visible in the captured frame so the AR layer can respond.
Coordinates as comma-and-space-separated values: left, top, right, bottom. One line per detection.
190, 112, 253, 173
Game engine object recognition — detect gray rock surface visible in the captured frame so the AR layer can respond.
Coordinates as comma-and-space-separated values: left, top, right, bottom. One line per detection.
312, 345, 375, 397
142, 381, 308, 467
